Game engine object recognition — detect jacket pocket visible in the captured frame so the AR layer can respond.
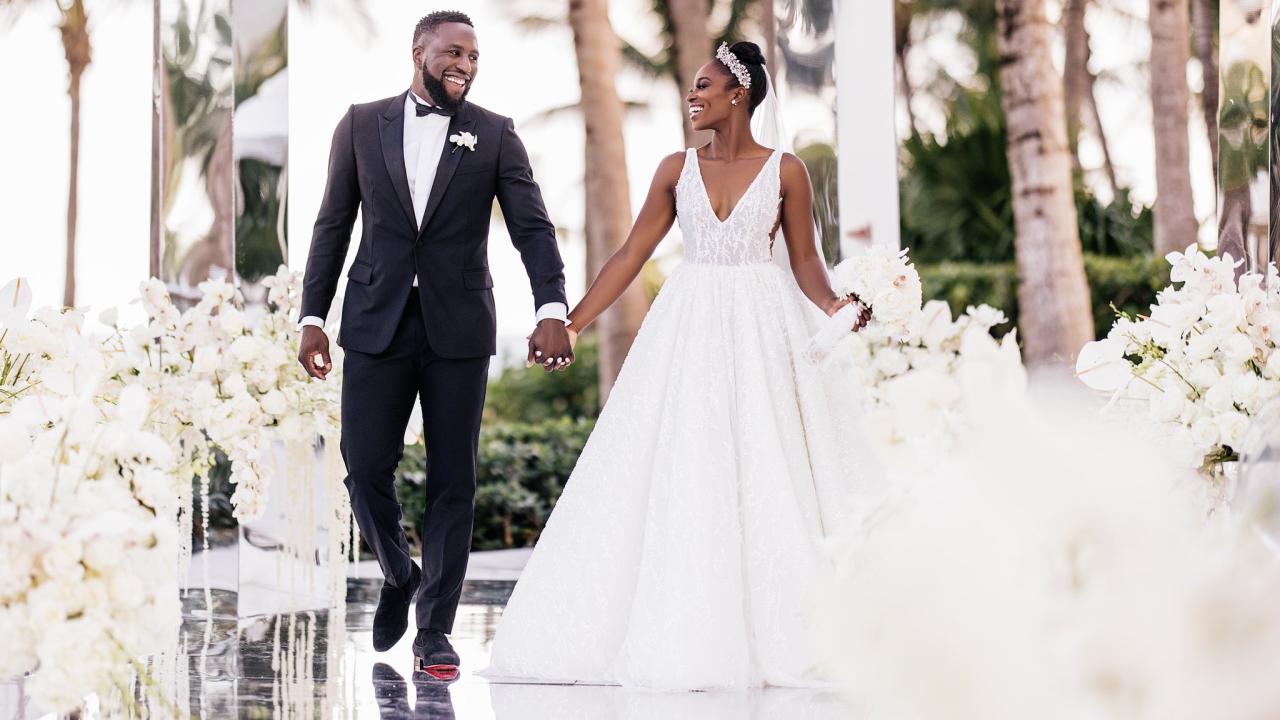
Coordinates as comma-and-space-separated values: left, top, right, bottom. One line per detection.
462, 268, 493, 290
347, 261, 373, 285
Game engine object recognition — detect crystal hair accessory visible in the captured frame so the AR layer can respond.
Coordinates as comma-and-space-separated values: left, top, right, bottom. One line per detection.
715, 42, 751, 89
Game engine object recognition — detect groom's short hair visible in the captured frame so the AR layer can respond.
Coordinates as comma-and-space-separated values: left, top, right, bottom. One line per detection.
413, 11, 474, 46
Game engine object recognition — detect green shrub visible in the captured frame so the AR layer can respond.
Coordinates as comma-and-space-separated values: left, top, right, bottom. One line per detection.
918, 253, 1169, 339
396, 417, 595, 551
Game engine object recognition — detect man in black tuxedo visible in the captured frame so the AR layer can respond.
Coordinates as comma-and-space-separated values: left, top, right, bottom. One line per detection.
297, 11, 574, 680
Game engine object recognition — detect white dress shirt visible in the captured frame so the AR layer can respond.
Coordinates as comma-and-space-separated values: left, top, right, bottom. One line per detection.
301, 91, 567, 330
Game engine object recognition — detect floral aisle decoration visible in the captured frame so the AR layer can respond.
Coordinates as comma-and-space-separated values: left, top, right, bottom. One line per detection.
1077, 245, 1280, 473
0, 300, 182, 714
819, 345, 1280, 719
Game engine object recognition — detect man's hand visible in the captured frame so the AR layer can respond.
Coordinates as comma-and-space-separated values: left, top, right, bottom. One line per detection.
298, 325, 333, 380
526, 319, 574, 372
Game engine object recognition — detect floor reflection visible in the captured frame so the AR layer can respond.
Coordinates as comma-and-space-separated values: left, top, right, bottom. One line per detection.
176, 577, 866, 719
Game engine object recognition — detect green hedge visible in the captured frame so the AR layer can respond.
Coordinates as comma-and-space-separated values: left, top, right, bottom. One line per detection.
918, 253, 1168, 339
395, 417, 595, 551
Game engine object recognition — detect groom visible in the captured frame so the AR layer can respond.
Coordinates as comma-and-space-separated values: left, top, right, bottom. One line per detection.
297, 11, 574, 679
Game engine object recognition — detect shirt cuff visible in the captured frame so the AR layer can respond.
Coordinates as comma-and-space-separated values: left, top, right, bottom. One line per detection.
534, 302, 568, 324
298, 315, 326, 330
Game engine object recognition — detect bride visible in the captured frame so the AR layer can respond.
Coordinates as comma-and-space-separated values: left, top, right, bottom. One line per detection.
482, 40, 882, 691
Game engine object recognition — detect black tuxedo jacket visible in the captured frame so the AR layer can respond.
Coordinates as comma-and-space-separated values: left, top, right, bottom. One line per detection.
300, 92, 567, 358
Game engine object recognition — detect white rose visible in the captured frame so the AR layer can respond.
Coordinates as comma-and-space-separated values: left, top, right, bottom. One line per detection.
1149, 388, 1186, 423
872, 346, 910, 379
1231, 373, 1262, 409
1220, 332, 1257, 365
0, 543, 34, 600
1190, 417, 1219, 450
1215, 411, 1250, 448
40, 539, 85, 581
222, 373, 247, 398
1203, 381, 1235, 413
229, 335, 261, 364
192, 347, 221, 374
218, 307, 245, 335
108, 573, 146, 609
259, 389, 288, 416
1187, 363, 1222, 391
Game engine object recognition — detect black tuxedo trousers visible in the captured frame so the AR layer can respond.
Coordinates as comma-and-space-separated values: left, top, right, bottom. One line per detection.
342, 288, 488, 633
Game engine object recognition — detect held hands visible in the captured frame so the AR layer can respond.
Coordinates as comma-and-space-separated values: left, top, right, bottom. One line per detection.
526, 319, 575, 372
298, 325, 333, 380
827, 294, 871, 332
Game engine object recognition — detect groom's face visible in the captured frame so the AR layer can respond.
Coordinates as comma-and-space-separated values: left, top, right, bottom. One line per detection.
414, 22, 479, 110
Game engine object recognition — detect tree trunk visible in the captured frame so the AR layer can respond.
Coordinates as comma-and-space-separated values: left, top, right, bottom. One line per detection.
894, 1, 920, 136
1191, 0, 1218, 184
1085, 72, 1118, 192
1062, 0, 1087, 172
568, 0, 648, 403
996, 0, 1095, 366
59, 1, 91, 309
665, 0, 711, 148
1149, 0, 1199, 256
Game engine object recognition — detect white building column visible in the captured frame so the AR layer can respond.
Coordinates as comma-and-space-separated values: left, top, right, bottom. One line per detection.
835, 0, 901, 253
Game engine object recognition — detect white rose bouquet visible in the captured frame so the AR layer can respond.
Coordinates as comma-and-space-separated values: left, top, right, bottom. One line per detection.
806, 245, 923, 362
1077, 244, 1280, 471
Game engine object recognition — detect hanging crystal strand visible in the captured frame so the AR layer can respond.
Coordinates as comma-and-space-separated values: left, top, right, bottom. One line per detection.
302, 611, 317, 719
271, 614, 282, 719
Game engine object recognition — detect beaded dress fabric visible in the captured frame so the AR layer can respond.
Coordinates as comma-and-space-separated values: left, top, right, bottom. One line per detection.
483, 148, 881, 691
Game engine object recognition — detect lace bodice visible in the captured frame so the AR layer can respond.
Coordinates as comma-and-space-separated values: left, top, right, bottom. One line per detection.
675, 148, 783, 266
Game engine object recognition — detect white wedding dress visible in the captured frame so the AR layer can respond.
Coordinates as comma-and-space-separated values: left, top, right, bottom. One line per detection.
482, 148, 881, 691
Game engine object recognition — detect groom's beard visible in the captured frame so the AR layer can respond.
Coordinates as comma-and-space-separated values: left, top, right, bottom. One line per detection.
422, 64, 470, 112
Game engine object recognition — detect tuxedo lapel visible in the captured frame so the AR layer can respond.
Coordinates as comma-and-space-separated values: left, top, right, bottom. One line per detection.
378, 92, 418, 232
417, 102, 476, 237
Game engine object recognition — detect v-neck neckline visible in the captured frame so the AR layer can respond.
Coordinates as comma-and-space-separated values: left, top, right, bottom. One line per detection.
692, 149, 778, 226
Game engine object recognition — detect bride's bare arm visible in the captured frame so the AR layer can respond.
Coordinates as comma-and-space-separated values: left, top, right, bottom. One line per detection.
566, 152, 685, 333
778, 154, 867, 325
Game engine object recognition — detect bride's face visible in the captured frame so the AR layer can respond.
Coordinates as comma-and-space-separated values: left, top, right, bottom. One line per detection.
686, 61, 747, 131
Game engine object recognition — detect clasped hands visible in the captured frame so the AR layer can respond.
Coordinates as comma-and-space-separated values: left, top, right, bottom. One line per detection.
526, 319, 577, 372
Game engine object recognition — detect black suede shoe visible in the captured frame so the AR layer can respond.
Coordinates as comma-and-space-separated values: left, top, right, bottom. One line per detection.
372, 562, 420, 652
412, 630, 460, 682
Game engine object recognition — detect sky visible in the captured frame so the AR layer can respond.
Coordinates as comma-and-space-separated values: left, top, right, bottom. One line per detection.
0, 0, 1216, 364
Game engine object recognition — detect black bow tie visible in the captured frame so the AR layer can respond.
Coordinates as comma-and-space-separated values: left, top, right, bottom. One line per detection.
415, 102, 454, 118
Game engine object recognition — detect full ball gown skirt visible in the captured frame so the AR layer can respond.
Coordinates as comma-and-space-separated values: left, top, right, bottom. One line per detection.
482, 149, 881, 691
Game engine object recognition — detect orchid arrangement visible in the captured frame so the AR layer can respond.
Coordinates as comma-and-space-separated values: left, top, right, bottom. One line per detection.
1077, 245, 1280, 471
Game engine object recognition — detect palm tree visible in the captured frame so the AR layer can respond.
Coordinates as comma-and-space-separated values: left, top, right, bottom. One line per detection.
1148, 0, 1199, 256
616, 0, 753, 146
567, 0, 649, 402
1190, 0, 1218, 183
1, 0, 90, 307
995, 0, 1094, 366
1062, 0, 1117, 192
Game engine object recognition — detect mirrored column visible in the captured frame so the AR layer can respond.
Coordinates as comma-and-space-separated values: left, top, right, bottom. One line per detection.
231, 0, 288, 293
1218, 0, 1270, 275
153, 0, 235, 304
152, 0, 289, 302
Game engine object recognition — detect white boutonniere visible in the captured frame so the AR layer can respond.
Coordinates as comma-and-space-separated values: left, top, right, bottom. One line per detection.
449, 131, 478, 153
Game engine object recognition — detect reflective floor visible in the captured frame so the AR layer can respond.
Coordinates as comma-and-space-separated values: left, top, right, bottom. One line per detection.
178, 577, 866, 719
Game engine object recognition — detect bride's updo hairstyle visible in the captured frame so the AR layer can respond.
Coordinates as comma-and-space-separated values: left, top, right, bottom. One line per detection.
719, 41, 769, 115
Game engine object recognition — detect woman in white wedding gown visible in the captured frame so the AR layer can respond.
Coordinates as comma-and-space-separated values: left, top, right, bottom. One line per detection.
482, 41, 882, 691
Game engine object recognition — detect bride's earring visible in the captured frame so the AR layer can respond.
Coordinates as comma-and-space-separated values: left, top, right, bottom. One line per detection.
732, 99, 739, 106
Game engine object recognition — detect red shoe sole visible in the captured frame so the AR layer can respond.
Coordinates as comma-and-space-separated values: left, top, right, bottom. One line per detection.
414, 658, 459, 681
